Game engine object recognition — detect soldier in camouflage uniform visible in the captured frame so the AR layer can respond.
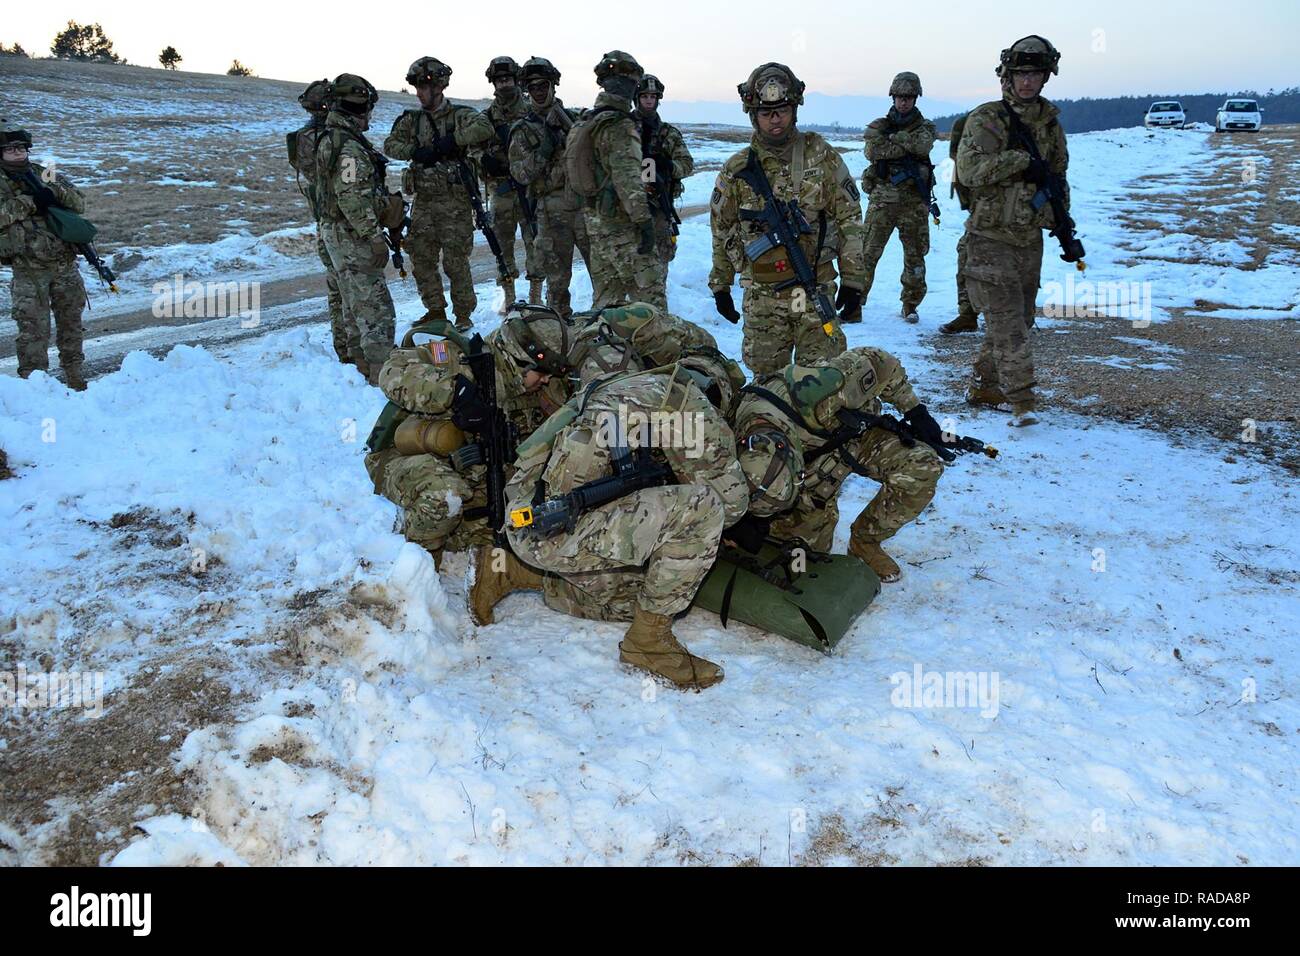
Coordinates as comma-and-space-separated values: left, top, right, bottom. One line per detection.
364, 306, 573, 565
634, 75, 694, 310
939, 112, 980, 335
384, 57, 495, 331
567, 301, 720, 379
508, 57, 590, 320
315, 74, 400, 383
709, 63, 864, 376
849, 72, 936, 325
489, 350, 749, 689
478, 56, 543, 311
0, 122, 88, 390
957, 36, 1073, 426
730, 348, 945, 581
288, 78, 359, 365
580, 51, 658, 310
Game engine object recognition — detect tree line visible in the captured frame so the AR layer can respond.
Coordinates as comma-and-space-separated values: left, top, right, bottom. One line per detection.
0, 21, 255, 77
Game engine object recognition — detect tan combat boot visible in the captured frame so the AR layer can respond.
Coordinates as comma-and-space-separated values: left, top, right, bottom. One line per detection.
619, 608, 724, 690
63, 365, 87, 391
902, 304, 920, 324
939, 312, 978, 334
454, 314, 474, 331
1009, 398, 1039, 428
468, 544, 543, 625
848, 536, 901, 583
497, 279, 516, 315
965, 383, 1011, 411
528, 277, 545, 305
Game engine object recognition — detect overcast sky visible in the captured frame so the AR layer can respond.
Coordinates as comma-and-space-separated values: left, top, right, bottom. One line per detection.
5, 1, 1296, 108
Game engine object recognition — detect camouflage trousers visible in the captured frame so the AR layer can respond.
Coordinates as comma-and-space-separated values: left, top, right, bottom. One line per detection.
10, 258, 86, 377
954, 232, 977, 321
534, 190, 590, 318
510, 484, 725, 619
741, 283, 847, 376
861, 199, 930, 310
964, 231, 1041, 404
365, 449, 491, 553
773, 428, 943, 550
320, 221, 396, 369
584, 212, 661, 311
488, 183, 541, 283
407, 192, 476, 323
645, 209, 678, 311
316, 229, 358, 363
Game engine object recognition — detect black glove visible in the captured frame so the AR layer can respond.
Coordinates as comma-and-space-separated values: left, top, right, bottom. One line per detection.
450, 375, 492, 433
480, 153, 510, 178
835, 284, 862, 317
713, 288, 741, 324
902, 404, 955, 461
22, 172, 59, 211
412, 145, 441, 166
724, 514, 771, 554
1024, 157, 1050, 188
636, 219, 656, 255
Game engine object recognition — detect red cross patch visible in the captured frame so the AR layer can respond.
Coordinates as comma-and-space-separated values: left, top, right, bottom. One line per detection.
775, 260, 789, 272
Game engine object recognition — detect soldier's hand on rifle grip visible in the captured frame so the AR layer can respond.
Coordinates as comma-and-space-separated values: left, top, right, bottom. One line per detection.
902, 404, 955, 461
713, 289, 741, 324
834, 284, 862, 318
368, 235, 389, 269
450, 375, 492, 432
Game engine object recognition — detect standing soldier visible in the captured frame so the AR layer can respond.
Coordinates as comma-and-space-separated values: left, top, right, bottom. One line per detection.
315, 74, 400, 384
850, 72, 936, 325
384, 57, 494, 331
957, 35, 1073, 426
574, 50, 658, 310
287, 78, 359, 366
479, 56, 543, 311
709, 62, 864, 376
508, 57, 590, 320
939, 112, 980, 335
0, 121, 89, 390
634, 74, 694, 310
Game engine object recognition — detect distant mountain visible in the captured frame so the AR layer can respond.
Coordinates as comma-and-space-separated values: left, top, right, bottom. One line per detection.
662, 91, 972, 129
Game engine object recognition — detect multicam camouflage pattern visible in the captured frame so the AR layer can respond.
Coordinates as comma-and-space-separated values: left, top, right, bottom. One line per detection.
965, 231, 1041, 404
507, 366, 748, 618
316, 110, 395, 369
731, 347, 941, 548
568, 302, 718, 384
481, 88, 540, 282
384, 100, 494, 322
709, 130, 862, 374
637, 112, 694, 306
861, 200, 930, 313
0, 161, 87, 377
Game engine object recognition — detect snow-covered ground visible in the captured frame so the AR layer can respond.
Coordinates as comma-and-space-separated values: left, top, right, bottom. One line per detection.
2, 125, 1297, 866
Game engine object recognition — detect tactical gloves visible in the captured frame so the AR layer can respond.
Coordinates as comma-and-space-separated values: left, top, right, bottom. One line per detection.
902, 404, 957, 461
413, 133, 459, 166
450, 375, 492, 432
835, 284, 862, 318
22, 172, 59, 212
480, 153, 510, 178
636, 219, 656, 255
713, 288, 741, 324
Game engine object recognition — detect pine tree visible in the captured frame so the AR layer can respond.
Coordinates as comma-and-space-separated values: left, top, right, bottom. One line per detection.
159, 46, 182, 70
227, 59, 253, 77
50, 21, 122, 63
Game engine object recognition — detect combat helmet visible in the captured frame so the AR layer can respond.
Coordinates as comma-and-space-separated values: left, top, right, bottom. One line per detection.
0, 120, 32, 150
738, 429, 804, 517
996, 35, 1060, 77
498, 304, 573, 376
678, 346, 746, 412
298, 78, 333, 113
636, 74, 666, 99
485, 56, 520, 81
406, 56, 452, 88
330, 74, 378, 115
888, 71, 922, 98
519, 56, 561, 86
738, 62, 805, 114
594, 50, 644, 83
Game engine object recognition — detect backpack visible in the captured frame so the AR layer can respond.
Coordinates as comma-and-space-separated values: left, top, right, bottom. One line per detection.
563, 106, 626, 198
949, 113, 972, 211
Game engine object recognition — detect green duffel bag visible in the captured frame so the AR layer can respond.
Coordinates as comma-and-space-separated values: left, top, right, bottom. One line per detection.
44, 205, 98, 245
692, 543, 881, 653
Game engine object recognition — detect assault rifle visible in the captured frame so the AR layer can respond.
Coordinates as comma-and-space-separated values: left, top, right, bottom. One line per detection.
385, 202, 410, 279
76, 240, 118, 291
887, 156, 941, 224
823, 408, 998, 464
449, 334, 517, 544
509, 441, 671, 538
1002, 102, 1086, 270
492, 122, 538, 240
456, 158, 511, 280
6, 169, 119, 292
645, 153, 681, 240
734, 148, 838, 334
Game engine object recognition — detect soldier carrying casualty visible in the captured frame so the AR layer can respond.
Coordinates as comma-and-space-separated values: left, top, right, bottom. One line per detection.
479, 56, 544, 312
508, 56, 591, 320
956, 35, 1084, 427
708, 62, 864, 375
633, 73, 694, 310
288, 78, 364, 367
315, 74, 402, 384
385, 57, 495, 331
848, 71, 938, 326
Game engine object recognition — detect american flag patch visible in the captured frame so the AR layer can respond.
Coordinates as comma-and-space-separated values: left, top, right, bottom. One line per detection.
428, 341, 450, 364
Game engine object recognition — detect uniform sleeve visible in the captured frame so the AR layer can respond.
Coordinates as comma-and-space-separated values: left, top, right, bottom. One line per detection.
827, 147, 865, 288
895, 119, 936, 159
670, 399, 749, 526
864, 119, 904, 162
383, 111, 418, 161
666, 126, 693, 179
862, 348, 920, 414
0, 182, 37, 229
49, 172, 86, 214
334, 141, 382, 236
707, 167, 740, 292
377, 347, 461, 413
508, 119, 547, 186
599, 117, 652, 224
454, 107, 496, 149
956, 105, 1030, 189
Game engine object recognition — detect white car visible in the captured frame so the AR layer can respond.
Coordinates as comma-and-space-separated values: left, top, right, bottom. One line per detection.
1215, 99, 1264, 132
1144, 101, 1186, 128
